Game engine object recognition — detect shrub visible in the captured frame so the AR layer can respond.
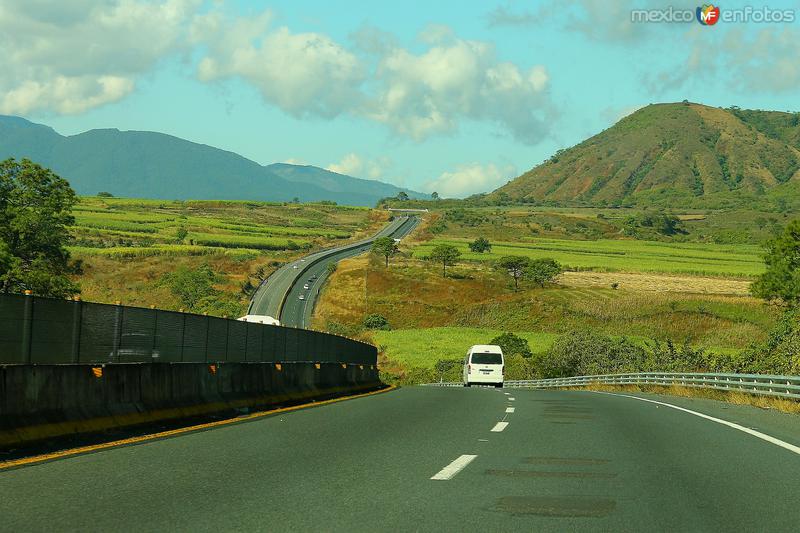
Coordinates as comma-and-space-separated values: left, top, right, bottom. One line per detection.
363, 313, 390, 330
537, 330, 647, 378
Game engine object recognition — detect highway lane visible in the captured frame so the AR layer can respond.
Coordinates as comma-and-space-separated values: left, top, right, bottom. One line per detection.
249, 216, 416, 326
2, 387, 800, 531
283, 215, 418, 328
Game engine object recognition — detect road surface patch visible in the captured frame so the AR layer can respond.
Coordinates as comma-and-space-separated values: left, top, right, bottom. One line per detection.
485, 469, 617, 479
523, 457, 610, 466
431, 454, 477, 480
494, 496, 616, 518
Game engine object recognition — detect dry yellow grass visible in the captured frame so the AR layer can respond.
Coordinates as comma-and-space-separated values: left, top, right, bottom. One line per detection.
559, 270, 752, 295
564, 384, 800, 415
311, 256, 369, 327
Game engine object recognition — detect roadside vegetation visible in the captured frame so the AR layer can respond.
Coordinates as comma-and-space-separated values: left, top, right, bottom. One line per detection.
311, 206, 800, 386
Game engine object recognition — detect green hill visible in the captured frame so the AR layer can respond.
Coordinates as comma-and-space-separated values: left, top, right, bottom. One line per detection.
0, 116, 427, 206
493, 103, 800, 209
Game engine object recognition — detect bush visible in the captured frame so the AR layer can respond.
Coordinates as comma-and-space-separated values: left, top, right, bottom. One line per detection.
537, 330, 647, 378
489, 332, 533, 358
363, 313, 390, 330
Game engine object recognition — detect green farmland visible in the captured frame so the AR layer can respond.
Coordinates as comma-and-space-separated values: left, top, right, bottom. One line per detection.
411, 237, 764, 278
68, 196, 379, 311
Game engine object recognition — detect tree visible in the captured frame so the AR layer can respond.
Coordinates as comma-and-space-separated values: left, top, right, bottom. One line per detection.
489, 332, 533, 358
469, 236, 492, 253
431, 191, 439, 200
371, 236, 398, 267
525, 258, 563, 287
656, 214, 683, 235
497, 255, 529, 291
175, 225, 188, 243
0, 158, 79, 297
429, 244, 461, 277
97, 191, 114, 197
396, 191, 410, 201
326, 262, 338, 275
751, 219, 800, 305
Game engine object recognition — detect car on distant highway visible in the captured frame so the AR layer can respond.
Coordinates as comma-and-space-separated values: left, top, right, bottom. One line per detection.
303, 283, 310, 289
463, 345, 504, 388
299, 294, 305, 300
293, 265, 298, 269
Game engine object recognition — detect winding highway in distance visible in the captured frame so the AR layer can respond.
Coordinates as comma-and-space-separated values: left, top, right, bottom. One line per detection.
248, 215, 418, 328
2, 387, 799, 531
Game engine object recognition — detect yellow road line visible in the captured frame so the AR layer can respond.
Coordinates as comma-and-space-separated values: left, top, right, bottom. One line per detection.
0, 385, 397, 471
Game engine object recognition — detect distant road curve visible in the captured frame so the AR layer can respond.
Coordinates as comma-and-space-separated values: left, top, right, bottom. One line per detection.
249, 215, 418, 328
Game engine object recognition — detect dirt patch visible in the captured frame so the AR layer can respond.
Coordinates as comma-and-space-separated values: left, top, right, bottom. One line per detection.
559, 271, 752, 295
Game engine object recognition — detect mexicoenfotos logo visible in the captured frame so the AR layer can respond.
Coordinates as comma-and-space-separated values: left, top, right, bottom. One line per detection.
631, 4, 795, 24
696, 4, 721, 25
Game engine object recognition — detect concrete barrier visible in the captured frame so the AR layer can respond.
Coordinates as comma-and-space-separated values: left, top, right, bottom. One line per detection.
0, 362, 380, 449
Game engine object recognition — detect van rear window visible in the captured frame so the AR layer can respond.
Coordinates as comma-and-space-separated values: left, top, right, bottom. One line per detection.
471, 353, 502, 364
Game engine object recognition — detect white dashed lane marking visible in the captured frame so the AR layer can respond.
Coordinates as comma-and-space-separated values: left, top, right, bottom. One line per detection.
491, 422, 509, 432
431, 455, 478, 480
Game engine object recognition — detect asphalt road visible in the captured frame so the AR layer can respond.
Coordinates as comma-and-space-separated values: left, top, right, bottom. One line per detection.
2, 387, 800, 532
248, 216, 417, 327
282, 215, 418, 328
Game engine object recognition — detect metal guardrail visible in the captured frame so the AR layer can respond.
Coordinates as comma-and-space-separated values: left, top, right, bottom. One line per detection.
426, 372, 800, 400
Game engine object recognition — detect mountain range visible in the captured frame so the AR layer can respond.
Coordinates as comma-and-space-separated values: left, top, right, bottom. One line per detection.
0, 116, 427, 206
493, 102, 800, 209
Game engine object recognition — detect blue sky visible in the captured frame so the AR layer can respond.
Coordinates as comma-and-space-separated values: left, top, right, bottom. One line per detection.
2, 0, 799, 197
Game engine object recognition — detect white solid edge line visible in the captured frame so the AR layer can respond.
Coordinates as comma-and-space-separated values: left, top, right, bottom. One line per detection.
505, 407, 515, 413
589, 391, 800, 456
431, 454, 478, 480
491, 421, 509, 432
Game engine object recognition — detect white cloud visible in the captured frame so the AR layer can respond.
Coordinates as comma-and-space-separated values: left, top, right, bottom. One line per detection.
366, 36, 554, 143
326, 153, 391, 179
193, 12, 555, 144
326, 153, 364, 176
193, 11, 364, 119
0, 0, 199, 115
424, 162, 517, 198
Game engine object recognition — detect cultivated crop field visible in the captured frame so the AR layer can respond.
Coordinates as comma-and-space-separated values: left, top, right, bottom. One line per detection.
411, 237, 764, 277
71, 197, 369, 258
69, 197, 381, 310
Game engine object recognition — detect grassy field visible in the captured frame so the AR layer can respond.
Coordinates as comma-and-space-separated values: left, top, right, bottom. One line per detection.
371, 327, 559, 368
311, 252, 776, 380
70, 197, 383, 311
370, 327, 741, 370
411, 237, 764, 277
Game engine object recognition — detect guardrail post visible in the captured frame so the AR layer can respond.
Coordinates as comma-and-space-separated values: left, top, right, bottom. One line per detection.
179, 312, 186, 362
112, 301, 123, 362
71, 296, 83, 363
21, 290, 34, 363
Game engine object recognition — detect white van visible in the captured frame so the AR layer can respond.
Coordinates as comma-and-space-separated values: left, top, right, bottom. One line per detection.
463, 345, 504, 388
237, 315, 281, 326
